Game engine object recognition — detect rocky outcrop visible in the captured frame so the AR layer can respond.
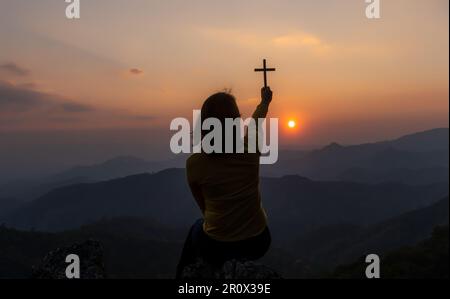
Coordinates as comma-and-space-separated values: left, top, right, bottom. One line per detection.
32, 239, 106, 279
181, 259, 281, 279
31, 239, 280, 279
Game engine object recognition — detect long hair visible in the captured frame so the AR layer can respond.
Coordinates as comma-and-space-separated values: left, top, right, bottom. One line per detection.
200, 92, 241, 154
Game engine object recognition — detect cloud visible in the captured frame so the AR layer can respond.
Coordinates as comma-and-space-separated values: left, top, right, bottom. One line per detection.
0, 80, 158, 130
0, 81, 49, 112
129, 68, 144, 75
198, 27, 332, 55
272, 32, 332, 54
0, 80, 93, 113
60, 102, 94, 113
273, 33, 321, 47
0, 63, 30, 77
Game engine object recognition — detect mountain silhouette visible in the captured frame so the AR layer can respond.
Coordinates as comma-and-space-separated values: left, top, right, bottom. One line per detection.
261, 128, 449, 183
332, 226, 449, 279
0, 218, 183, 279
4, 168, 196, 231
0, 129, 446, 203
0, 128, 448, 279
287, 196, 449, 274
0, 197, 23, 219
1, 197, 447, 278
0, 155, 186, 203
389, 128, 449, 151
4, 169, 448, 240
49, 156, 179, 182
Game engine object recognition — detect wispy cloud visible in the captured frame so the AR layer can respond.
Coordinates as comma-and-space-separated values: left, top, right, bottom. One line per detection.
0, 62, 30, 77
0, 81, 51, 112
0, 80, 158, 130
129, 68, 144, 75
198, 27, 332, 55
272, 32, 332, 54
0, 80, 93, 113
60, 102, 94, 113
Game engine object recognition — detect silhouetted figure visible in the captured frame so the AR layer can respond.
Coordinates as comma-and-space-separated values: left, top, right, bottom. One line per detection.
176, 87, 273, 278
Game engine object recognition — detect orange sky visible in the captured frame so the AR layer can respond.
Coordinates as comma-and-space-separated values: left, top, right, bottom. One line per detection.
0, 0, 448, 146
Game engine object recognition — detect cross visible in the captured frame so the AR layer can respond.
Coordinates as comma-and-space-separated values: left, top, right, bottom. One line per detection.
254, 59, 276, 88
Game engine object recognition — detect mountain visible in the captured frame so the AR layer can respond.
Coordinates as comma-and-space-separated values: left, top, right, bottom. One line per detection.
49, 156, 183, 182
1, 128, 447, 203
1, 128, 448, 279
389, 128, 449, 152
1, 197, 448, 279
332, 226, 449, 279
5, 168, 199, 231
286, 196, 449, 275
338, 167, 449, 185
5, 169, 448, 240
0, 218, 277, 279
77, 217, 184, 241
0, 155, 187, 202
0, 218, 183, 279
0, 197, 24, 219
262, 128, 449, 184
0, 177, 93, 205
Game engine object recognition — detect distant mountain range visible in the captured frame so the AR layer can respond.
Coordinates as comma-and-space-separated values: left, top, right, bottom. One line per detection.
46, 128, 450, 185
0, 156, 186, 202
0, 128, 447, 204
4, 168, 448, 240
0, 127, 448, 278
0, 218, 183, 279
0, 197, 23, 219
332, 226, 449, 279
262, 128, 449, 182
1, 197, 447, 279
48, 155, 184, 182
281, 196, 449, 275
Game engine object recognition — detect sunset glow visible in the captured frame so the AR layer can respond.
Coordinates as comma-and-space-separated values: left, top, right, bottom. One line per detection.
288, 120, 296, 129
0, 0, 448, 164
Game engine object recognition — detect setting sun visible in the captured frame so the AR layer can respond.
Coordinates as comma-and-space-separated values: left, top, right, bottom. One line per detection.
288, 120, 296, 129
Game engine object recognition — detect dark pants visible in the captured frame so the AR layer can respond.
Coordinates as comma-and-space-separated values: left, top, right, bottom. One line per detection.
176, 219, 271, 278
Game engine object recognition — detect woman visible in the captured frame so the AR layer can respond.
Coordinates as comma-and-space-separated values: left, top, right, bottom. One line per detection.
176, 87, 273, 278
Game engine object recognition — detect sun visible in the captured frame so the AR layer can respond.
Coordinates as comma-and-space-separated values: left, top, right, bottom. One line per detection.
288, 120, 296, 129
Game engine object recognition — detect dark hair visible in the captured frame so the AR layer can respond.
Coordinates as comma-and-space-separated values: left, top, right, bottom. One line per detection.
201, 92, 240, 125
200, 92, 241, 154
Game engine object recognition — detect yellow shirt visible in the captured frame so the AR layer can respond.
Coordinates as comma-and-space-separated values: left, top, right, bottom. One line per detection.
186, 103, 269, 242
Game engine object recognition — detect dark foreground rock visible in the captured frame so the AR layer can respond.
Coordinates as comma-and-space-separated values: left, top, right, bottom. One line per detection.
31, 239, 279, 279
32, 239, 106, 279
181, 259, 281, 279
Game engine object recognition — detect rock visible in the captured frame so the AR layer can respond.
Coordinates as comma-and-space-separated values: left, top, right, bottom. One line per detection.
32, 239, 106, 279
221, 260, 282, 279
181, 259, 281, 279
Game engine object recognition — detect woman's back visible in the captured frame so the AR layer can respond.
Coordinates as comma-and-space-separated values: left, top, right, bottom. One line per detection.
187, 152, 267, 242
176, 87, 273, 278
